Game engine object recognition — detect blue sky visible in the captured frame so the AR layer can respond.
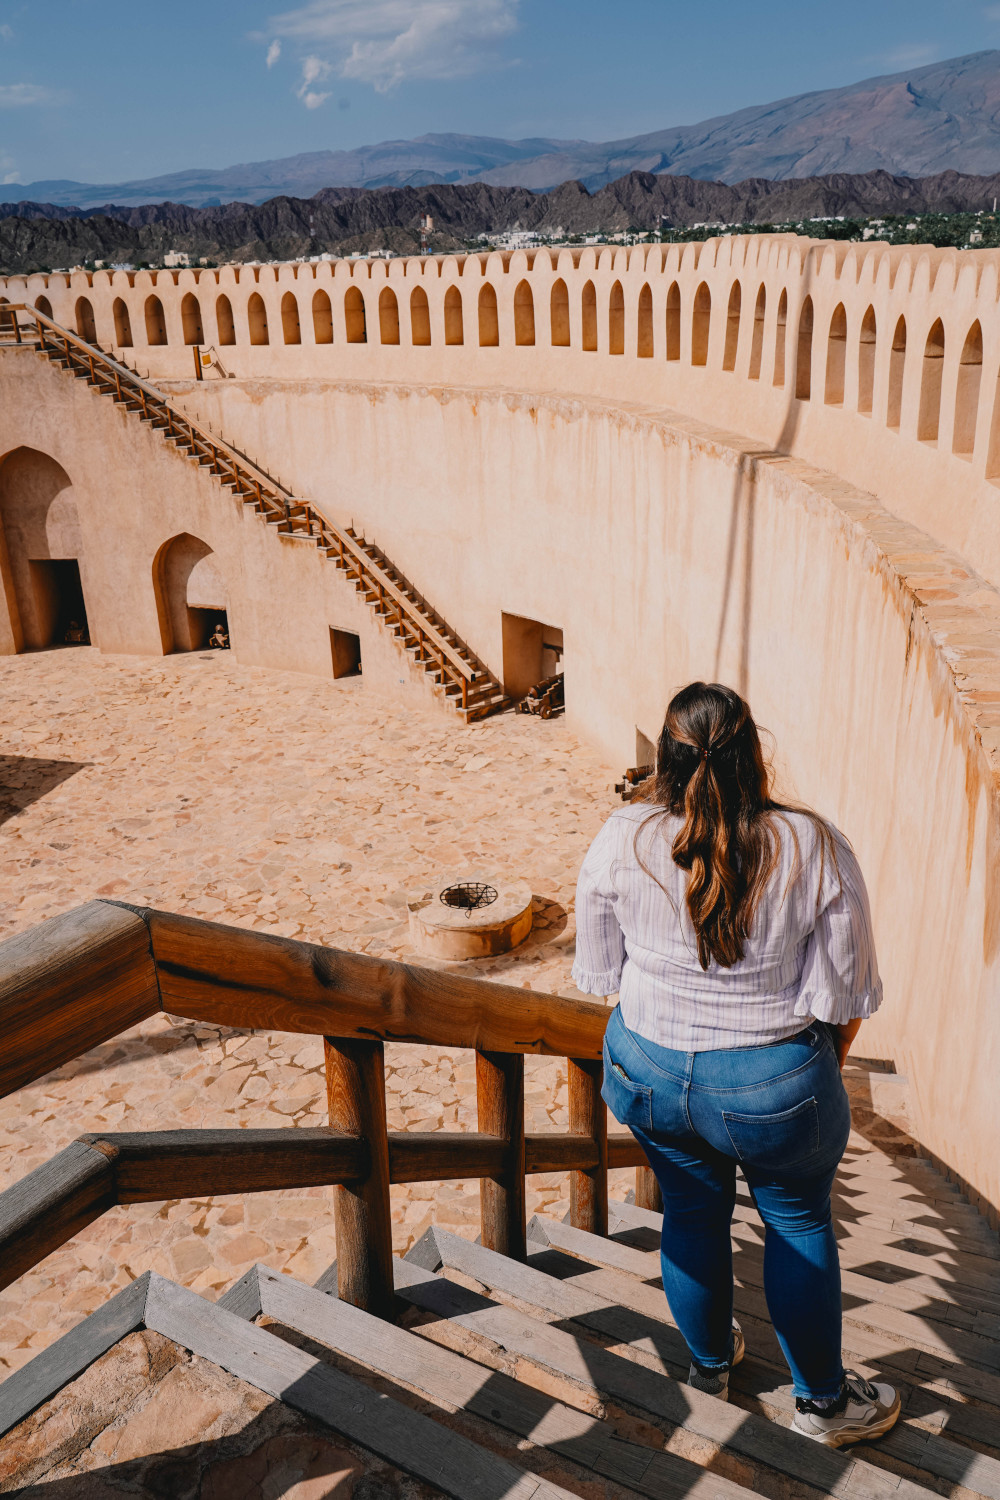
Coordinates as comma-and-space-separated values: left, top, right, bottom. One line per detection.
4, 0, 1000, 186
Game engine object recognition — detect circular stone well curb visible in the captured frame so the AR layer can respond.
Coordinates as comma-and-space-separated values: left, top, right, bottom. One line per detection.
407, 873, 533, 960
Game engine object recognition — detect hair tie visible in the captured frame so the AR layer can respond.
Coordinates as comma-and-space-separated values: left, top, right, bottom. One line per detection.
701, 748, 710, 761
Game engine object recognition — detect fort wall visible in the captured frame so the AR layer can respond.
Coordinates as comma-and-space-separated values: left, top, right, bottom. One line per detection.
1, 236, 999, 1220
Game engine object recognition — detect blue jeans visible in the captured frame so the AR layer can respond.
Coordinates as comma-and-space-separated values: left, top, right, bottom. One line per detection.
602, 1004, 851, 1400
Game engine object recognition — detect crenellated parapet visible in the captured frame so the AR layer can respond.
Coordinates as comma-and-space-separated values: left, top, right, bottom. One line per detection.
5, 234, 1000, 585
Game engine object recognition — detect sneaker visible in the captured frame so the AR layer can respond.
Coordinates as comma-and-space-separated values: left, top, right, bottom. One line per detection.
792, 1370, 900, 1447
688, 1320, 745, 1401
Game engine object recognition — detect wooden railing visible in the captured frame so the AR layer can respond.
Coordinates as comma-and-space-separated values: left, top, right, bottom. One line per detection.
0, 901, 658, 1319
0, 305, 486, 711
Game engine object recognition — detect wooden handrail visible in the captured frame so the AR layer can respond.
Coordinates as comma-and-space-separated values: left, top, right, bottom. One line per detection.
6, 305, 478, 689
0, 902, 656, 1317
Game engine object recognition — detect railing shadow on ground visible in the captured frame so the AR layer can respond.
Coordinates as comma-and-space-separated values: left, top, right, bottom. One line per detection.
0, 754, 89, 830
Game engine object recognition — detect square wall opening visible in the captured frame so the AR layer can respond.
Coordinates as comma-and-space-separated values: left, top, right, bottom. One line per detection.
501, 613, 563, 699
28, 559, 89, 647
188, 607, 229, 651
331, 627, 362, 679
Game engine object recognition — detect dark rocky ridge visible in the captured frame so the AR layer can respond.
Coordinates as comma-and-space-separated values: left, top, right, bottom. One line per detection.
4, 168, 1000, 274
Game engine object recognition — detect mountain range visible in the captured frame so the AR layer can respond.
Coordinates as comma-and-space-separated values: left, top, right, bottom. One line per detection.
3, 168, 1000, 274
13, 50, 1000, 210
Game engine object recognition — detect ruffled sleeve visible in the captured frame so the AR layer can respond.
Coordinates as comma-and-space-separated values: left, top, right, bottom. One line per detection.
794, 830, 883, 1023
571, 816, 627, 996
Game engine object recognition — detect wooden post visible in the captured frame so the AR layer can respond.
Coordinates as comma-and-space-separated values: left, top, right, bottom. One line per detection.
476, 1050, 525, 1258
324, 1037, 395, 1319
635, 1165, 663, 1214
568, 1058, 608, 1236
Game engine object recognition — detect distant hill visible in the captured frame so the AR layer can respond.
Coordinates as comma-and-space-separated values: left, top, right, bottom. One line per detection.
11, 50, 1000, 210
5, 168, 1000, 273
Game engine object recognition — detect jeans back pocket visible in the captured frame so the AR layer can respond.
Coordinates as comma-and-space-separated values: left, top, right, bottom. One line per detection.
601, 1039, 653, 1133
722, 1096, 820, 1171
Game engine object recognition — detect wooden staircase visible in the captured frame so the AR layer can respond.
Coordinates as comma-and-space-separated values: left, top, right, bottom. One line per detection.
2, 305, 511, 722
1, 903, 999, 1496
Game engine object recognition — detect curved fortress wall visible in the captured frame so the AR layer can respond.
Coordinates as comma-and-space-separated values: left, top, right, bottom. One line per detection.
1, 238, 999, 1221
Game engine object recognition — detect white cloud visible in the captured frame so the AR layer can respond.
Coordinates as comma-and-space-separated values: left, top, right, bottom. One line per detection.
0, 83, 62, 107
266, 38, 282, 66
296, 53, 331, 107
0, 25, 13, 41
267, 0, 519, 93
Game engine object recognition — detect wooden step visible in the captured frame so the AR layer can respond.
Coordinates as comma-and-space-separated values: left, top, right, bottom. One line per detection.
224, 1263, 764, 1500
529, 1213, 1000, 1488
398, 1234, 943, 1500
1, 1271, 575, 1500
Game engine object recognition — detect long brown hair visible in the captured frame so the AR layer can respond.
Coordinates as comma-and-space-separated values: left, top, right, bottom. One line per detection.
634, 682, 835, 970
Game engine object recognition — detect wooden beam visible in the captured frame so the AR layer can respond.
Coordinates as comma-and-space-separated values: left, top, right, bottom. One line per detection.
144, 907, 608, 1058
477, 1050, 526, 1259
0, 901, 160, 1100
567, 1058, 608, 1236
79, 1128, 367, 1201
325, 1037, 395, 1319
0, 1140, 117, 1293
608, 1134, 647, 1170
635, 1164, 663, 1214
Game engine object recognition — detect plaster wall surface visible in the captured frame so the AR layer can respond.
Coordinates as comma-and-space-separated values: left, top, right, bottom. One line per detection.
2, 236, 1000, 1221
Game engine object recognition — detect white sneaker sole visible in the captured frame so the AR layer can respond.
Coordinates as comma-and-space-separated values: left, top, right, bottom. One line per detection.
796, 1396, 900, 1448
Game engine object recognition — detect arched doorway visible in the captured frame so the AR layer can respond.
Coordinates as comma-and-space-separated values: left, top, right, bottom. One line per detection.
0, 447, 89, 650
153, 533, 229, 653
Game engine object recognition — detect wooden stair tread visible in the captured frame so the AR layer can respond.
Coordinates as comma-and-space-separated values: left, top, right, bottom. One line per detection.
398, 1233, 945, 1500
225, 1264, 765, 1500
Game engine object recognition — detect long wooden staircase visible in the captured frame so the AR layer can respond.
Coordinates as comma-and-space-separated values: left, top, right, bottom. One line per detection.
1, 304, 511, 722
2, 903, 1000, 1496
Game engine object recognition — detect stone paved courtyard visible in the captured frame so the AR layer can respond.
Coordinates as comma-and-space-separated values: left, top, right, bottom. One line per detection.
0, 646, 631, 1379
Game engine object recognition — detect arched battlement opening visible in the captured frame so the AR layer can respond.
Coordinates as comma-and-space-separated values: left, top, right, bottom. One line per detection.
216, 294, 236, 346
858, 306, 877, 415
608, 281, 624, 356
953, 321, 982, 459
75, 297, 96, 343
34, 296, 52, 320
550, 278, 570, 347
666, 282, 681, 362
345, 286, 367, 344
825, 303, 847, 405
281, 292, 301, 345
918, 318, 945, 444
410, 286, 430, 346
773, 289, 788, 387
312, 289, 333, 344
152, 533, 229, 654
478, 283, 499, 347
112, 297, 133, 348
748, 284, 765, 379
691, 282, 711, 366
723, 281, 741, 371
795, 296, 814, 400
637, 283, 653, 358
248, 293, 269, 346
514, 280, 535, 347
379, 288, 400, 346
144, 296, 167, 346
888, 316, 907, 429
181, 293, 204, 346
0, 447, 87, 651
444, 286, 463, 346
581, 281, 597, 352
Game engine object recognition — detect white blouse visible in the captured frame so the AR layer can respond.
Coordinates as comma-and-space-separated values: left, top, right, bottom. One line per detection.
572, 804, 882, 1051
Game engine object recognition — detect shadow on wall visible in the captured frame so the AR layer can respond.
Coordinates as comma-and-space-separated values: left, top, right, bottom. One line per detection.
0, 446, 89, 652
711, 255, 815, 695
152, 533, 230, 655
0, 753, 89, 828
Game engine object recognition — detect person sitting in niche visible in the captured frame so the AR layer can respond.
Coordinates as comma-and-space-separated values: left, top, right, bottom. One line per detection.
63, 619, 88, 645
208, 621, 230, 650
